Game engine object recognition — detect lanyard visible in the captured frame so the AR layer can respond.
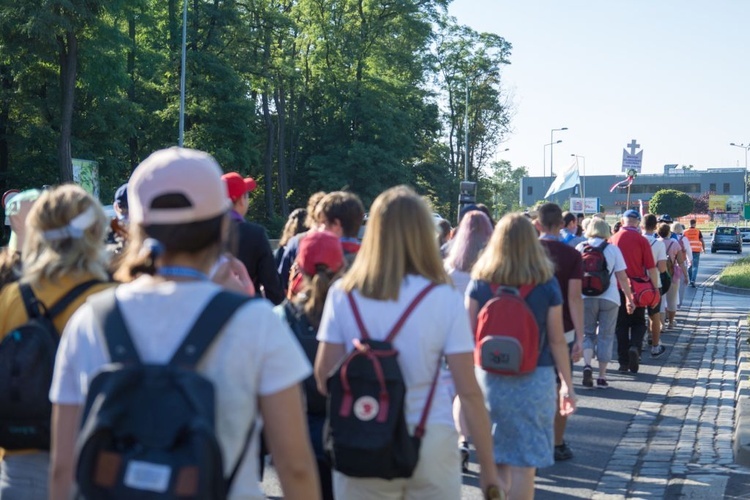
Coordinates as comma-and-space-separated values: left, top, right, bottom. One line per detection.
157, 266, 209, 281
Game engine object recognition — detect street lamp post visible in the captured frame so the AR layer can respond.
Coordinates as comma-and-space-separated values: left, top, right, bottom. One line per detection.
178, 0, 188, 147
571, 153, 586, 199
729, 142, 749, 204
550, 127, 568, 177
543, 140, 562, 178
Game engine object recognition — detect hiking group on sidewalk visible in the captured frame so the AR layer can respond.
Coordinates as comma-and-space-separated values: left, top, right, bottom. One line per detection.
0, 146, 703, 500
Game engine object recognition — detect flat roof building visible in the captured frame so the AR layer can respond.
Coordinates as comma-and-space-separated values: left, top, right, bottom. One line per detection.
520, 165, 746, 214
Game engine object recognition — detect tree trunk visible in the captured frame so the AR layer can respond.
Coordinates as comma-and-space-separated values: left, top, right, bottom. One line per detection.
274, 87, 289, 217
261, 91, 275, 220
0, 65, 12, 194
128, 15, 138, 171
58, 32, 77, 183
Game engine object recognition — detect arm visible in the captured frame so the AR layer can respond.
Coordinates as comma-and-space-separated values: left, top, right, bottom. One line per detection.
657, 259, 667, 274
466, 296, 480, 334
546, 304, 576, 416
447, 352, 502, 494
314, 341, 346, 396
648, 267, 660, 289
615, 270, 635, 314
256, 233, 285, 305
49, 404, 81, 500
259, 385, 321, 500
566, 279, 584, 362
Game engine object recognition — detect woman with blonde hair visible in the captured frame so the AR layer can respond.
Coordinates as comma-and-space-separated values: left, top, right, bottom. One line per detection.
0, 184, 112, 498
314, 185, 501, 499
468, 213, 576, 500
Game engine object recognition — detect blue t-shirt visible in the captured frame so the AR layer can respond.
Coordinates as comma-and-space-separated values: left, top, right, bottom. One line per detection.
467, 278, 563, 367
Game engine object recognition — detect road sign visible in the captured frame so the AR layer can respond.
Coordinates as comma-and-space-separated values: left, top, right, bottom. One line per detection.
2, 189, 20, 209
570, 197, 600, 213
744, 203, 750, 220
621, 139, 643, 172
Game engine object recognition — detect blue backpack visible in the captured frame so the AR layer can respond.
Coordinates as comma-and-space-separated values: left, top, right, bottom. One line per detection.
75, 289, 254, 499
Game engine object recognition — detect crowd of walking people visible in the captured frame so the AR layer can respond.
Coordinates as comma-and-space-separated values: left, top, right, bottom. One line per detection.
0, 146, 702, 499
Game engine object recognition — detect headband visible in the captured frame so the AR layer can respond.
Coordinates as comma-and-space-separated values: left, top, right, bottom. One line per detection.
42, 205, 99, 241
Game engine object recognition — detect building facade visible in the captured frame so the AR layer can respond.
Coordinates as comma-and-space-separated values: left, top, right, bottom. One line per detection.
519, 166, 746, 215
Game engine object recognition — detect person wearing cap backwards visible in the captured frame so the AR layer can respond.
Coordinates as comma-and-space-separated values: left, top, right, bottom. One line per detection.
48, 147, 319, 500
275, 230, 346, 500
610, 210, 658, 375
222, 171, 284, 305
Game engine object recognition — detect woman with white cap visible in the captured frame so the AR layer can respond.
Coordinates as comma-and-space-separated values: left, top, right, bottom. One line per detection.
48, 148, 319, 500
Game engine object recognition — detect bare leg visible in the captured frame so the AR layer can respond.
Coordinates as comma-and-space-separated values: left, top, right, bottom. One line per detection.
508, 465, 536, 500
650, 313, 662, 347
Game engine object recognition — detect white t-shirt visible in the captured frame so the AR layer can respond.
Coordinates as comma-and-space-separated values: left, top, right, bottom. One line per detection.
49, 276, 311, 500
317, 275, 474, 427
576, 237, 627, 305
446, 267, 471, 297
644, 232, 667, 287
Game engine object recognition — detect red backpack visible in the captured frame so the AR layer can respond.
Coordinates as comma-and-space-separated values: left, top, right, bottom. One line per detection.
474, 284, 541, 375
580, 241, 612, 296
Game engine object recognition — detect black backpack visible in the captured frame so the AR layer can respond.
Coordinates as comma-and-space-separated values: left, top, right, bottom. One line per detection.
75, 289, 254, 500
325, 284, 440, 479
0, 279, 100, 450
282, 301, 327, 416
580, 242, 612, 296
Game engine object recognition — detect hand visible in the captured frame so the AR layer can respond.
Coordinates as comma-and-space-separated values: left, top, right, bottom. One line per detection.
559, 387, 576, 416
212, 255, 256, 296
570, 340, 583, 363
626, 298, 636, 315
480, 473, 506, 500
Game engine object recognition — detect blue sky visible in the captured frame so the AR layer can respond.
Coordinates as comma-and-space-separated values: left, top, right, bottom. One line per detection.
447, 0, 750, 179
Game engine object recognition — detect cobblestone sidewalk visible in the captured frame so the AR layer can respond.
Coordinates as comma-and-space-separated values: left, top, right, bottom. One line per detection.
592, 284, 750, 499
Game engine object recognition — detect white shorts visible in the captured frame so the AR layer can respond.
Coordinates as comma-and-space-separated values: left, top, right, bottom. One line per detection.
332, 424, 461, 500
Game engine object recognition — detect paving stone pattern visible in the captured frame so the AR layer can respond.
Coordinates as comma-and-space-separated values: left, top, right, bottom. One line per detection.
592, 284, 747, 500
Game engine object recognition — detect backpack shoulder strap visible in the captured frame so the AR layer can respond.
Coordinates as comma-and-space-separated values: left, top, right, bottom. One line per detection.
347, 291, 371, 340
385, 283, 437, 343
47, 279, 102, 319
89, 287, 141, 365
170, 291, 253, 368
19, 283, 44, 319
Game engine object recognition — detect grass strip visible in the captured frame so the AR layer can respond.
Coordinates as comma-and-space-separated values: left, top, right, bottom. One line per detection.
718, 256, 750, 289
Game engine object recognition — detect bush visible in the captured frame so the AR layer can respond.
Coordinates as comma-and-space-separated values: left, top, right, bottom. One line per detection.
649, 189, 694, 217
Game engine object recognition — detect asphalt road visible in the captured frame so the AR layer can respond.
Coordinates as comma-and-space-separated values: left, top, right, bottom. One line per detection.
261, 241, 749, 499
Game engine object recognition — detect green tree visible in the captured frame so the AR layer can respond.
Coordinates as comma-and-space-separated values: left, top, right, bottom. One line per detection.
649, 189, 694, 218
476, 159, 526, 221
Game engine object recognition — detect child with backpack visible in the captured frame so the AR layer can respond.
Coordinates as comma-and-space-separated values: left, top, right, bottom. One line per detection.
275, 230, 345, 500
313, 186, 501, 499
48, 148, 319, 500
0, 185, 112, 498
468, 213, 576, 500
575, 218, 635, 389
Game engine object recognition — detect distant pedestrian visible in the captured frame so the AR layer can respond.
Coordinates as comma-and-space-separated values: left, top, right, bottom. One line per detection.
671, 222, 691, 307
275, 208, 307, 269
222, 172, 285, 304
560, 211, 586, 247
314, 186, 501, 499
610, 210, 658, 374
442, 209, 493, 470
576, 218, 634, 388
536, 203, 583, 462
658, 223, 685, 330
642, 214, 668, 357
469, 212, 575, 499
278, 191, 327, 294
276, 230, 345, 500
683, 219, 705, 287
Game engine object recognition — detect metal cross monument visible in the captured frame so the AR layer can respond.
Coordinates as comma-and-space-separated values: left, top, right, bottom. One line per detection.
627, 140, 640, 155
622, 139, 643, 173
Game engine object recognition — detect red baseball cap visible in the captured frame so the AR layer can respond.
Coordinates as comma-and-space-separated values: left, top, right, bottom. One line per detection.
222, 172, 257, 201
297, 230, 344, 276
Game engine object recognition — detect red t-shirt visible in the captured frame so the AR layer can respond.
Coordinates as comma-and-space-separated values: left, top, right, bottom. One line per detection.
541, 239, 582, 333
610, 226, 656, 279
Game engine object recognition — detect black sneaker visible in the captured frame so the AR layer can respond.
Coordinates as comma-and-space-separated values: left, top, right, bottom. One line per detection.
628, 346, 640, 373
459, 442, 470, 473
618, 364, 629, 373
651, 344, 666, 358
596, 378, 610, 389
582, 365, 594, 388
554, 441, 574, 461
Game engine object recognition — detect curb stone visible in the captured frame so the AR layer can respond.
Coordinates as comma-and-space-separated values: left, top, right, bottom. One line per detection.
714, 281, 750, 296
734, 318, 750, 466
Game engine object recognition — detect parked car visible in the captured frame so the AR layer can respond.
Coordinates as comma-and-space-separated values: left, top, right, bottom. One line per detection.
711, 226, 742, 254
740, 227, 750, 243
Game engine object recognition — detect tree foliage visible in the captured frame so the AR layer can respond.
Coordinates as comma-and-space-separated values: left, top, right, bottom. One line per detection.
0, 1, 514, 231
649, 189, 694, 218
